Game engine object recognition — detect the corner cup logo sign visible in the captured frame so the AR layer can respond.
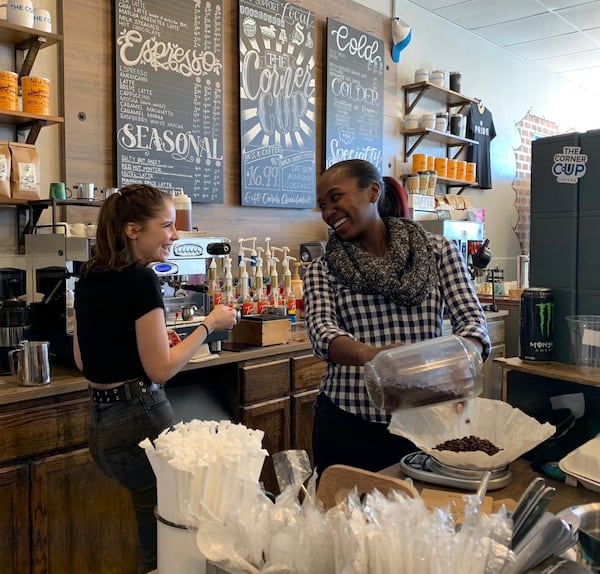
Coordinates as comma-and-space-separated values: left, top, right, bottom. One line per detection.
552, 146, 588, 184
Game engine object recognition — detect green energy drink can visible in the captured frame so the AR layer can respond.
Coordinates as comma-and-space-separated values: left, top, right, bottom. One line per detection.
520, 287, 554, 361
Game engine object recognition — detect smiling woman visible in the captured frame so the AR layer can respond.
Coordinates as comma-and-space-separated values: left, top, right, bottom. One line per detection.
305, 159, 491, 476
72, 183, 238, 573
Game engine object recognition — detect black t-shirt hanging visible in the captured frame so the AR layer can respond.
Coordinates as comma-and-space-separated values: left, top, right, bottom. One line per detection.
466, 103, 496, 189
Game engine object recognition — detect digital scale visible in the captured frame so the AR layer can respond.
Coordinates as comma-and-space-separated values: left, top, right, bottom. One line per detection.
400, 451, 512, 491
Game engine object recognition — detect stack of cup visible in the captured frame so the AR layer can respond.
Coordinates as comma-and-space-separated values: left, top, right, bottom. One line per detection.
418, 171, 430, 194
406, 174, 420, 195
466, 162, 477, 183
434, 157, 448, 178
412, 153, 428, 173
427, 171, 438, 195
447, 159, 457, 180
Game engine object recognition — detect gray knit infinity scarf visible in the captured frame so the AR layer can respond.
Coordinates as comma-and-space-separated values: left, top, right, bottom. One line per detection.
325, 218, 437, 306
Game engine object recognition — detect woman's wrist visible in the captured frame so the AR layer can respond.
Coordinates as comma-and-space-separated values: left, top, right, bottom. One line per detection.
198, 322, 211, 339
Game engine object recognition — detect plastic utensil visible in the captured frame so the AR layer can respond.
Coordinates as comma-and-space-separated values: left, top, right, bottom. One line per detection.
196, 521, 260, 574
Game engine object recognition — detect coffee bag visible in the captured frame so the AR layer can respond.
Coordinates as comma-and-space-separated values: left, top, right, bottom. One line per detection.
9, 142, 40, 199
0, 141, 11, 198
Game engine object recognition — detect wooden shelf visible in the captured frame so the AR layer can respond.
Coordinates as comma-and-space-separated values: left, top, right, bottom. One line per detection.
402, 127, 478, 148
0, 21, 62, 48
0, 109, 63, 127
0, 197, 29, 206
495, 357, 600, 402
438, 176, 478, 187
28, 198, 103, 208
402, 81, 477, 114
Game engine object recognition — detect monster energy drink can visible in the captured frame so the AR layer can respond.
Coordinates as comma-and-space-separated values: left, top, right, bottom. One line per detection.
520, 287, 554, 361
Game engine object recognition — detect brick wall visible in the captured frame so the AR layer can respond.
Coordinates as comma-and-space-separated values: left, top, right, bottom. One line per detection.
512, 113, 560, 254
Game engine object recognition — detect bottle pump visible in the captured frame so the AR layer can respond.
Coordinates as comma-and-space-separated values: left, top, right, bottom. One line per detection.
282, 252, 297, 323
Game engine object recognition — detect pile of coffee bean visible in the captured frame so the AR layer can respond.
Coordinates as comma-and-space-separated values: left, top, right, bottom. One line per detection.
434, 435, 502, 456
381, 382, 459, 410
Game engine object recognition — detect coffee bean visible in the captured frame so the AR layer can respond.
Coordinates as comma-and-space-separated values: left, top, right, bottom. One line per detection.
434, 435, 502, 456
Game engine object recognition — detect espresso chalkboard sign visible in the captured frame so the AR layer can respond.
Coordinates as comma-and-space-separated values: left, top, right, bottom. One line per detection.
115, 0, 224, 203
238, 0, 316, 208
325, 18, 384, 172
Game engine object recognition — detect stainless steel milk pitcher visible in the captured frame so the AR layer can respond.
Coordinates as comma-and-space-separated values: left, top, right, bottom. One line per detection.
9, 340, 51, 386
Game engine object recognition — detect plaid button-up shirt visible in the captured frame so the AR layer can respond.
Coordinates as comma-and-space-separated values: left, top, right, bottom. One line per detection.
304, 232, 491, 424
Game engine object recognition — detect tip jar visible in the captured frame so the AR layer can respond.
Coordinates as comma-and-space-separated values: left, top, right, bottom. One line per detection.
364, 335, 483, 411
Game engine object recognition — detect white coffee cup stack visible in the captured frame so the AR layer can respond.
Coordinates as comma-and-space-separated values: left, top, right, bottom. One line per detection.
0, 1, 52, 32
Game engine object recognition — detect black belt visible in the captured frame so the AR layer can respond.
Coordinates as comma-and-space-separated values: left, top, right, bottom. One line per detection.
90, 379, 162, 404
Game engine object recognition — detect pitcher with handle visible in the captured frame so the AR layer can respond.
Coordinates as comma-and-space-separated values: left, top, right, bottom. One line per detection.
9, 340, 51, 386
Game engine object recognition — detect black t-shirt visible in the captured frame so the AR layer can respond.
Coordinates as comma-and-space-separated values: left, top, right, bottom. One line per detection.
466, 104, 496, 189
74, 265, 163, 384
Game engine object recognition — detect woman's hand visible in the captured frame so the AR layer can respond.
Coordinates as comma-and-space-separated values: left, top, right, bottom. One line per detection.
202, 304, 238, 334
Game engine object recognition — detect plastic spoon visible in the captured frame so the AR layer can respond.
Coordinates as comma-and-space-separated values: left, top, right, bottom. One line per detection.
196, 521, 260, 574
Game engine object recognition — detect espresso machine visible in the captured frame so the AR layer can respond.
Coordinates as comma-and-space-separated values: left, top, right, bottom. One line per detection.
149, 233, 232, 350
25, 233, 93, 365
0, 268, 29, 375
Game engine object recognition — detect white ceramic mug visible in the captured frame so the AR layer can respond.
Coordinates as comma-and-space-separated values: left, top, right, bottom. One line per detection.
69, 223, 88, 238
0, 1, 34, 28
33, 8, 51, 32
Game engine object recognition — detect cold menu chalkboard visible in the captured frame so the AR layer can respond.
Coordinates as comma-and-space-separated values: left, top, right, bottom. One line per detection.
325, 19, 384, 172
115, 0, 224, 203
239, 0, 316, 208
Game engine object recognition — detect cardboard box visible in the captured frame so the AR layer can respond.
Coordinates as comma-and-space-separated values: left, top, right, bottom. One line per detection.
231, 315, 291, 346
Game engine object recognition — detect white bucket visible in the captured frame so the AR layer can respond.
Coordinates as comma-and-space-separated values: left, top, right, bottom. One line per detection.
566, 315, 600, 376
157, 516, 206, 574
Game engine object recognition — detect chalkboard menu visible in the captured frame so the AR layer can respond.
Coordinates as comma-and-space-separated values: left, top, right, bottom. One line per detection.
325, 19, 384, 173
239, 0, 316, 208
115, 0, 224, 203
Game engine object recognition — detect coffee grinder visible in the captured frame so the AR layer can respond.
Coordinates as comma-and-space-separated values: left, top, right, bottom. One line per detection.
0, 268, 29, 375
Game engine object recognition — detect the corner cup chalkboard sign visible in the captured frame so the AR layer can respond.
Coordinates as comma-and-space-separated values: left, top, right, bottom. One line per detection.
239, 0, 316, 208
115, 0, 224, 203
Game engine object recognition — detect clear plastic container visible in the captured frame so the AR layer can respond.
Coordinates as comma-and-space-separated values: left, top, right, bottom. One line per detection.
566, 315, 600, 376
364, 335, 483, 411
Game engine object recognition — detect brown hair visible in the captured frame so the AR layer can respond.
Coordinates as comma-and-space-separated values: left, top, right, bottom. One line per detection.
82, 183, 172, 273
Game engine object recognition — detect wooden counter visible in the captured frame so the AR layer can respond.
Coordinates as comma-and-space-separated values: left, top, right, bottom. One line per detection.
0, 336, 313, 407
383, 457, 600, 515
495, 357, 600, 402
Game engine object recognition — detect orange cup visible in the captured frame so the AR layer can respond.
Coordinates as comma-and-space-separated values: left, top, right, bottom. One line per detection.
22, 75, 50, 115
426, 155, 434, 171
466, 162, 477, 183
446, 159, 457, 180
412, 153, 427, 173
0, 71, 18, 111
456, 160, 467, 181
434, 157, 447, 178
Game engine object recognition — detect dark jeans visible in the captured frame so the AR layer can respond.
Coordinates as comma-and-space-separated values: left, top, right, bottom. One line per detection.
313, 393, 417, 475
89, 384, 174, 574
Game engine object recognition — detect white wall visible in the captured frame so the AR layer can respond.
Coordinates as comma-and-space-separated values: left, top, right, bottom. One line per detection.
356, 0, 600, 277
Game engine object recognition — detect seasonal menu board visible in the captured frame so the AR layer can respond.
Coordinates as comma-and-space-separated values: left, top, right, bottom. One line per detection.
239, 0, 316, 208
325, 18, 384, 173
115, 0, 224, 203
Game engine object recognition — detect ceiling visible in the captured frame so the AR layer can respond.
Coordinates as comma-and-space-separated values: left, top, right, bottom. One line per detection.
407, 0, 600, 95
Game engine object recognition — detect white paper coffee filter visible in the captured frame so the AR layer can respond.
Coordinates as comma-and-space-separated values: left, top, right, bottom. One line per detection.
388, 397, 555, 470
